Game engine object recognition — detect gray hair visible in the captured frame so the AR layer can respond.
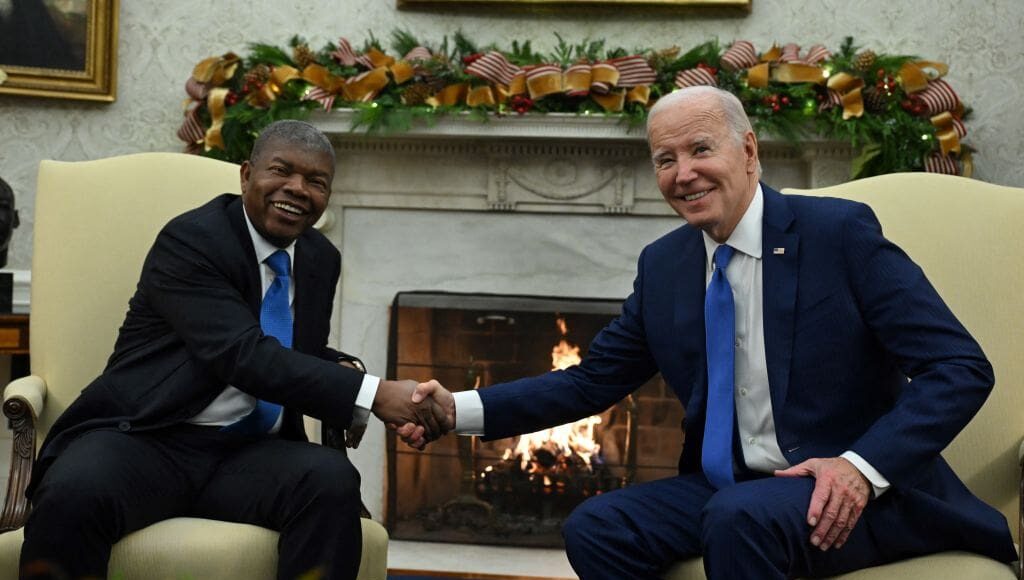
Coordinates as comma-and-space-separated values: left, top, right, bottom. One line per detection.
250, 120, 335, 166
647, 86, 761, 175
647, 86, 754, 144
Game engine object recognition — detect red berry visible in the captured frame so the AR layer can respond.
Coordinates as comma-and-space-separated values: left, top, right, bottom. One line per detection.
781, 96, 790, 105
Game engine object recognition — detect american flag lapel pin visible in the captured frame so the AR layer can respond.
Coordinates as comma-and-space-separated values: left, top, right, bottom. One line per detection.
773, 247, 785, 255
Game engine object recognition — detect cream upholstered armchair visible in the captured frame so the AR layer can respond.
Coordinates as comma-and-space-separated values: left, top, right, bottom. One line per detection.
663, 172, 1024, 580
0, 153, 388, 579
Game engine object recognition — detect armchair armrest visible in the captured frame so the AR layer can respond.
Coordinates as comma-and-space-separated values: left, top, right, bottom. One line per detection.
1, 375, 47, 532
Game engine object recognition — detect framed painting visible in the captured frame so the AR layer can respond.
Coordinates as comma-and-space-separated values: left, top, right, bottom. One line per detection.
398, 0, 751, 11
0, 0, 119, 102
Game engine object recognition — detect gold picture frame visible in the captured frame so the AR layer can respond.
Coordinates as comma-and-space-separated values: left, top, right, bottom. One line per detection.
398, 0, 751, 11
0, 0, 119, 102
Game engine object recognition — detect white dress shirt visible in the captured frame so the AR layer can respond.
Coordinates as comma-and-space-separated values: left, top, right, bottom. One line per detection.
190, 205, 378, 432
453, 185, 889, 496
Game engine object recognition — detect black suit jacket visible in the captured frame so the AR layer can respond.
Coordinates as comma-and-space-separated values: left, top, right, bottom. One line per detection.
29, 194, 364, 497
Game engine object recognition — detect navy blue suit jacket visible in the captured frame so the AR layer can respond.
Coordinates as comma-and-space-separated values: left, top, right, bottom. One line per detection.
479, 185, 1015, 561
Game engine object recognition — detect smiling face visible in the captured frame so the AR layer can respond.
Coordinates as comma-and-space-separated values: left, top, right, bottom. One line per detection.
240, 138, 334, 247
648, 92, 759, 243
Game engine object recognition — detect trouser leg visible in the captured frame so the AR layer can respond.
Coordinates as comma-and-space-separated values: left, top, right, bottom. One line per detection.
561, 473, 716, 580
192, 438, 363, 580
21, 427, 219, 580
701, 476, 890, 580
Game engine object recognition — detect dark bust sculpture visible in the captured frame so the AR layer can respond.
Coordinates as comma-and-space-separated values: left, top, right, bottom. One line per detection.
0, 176, 20, 269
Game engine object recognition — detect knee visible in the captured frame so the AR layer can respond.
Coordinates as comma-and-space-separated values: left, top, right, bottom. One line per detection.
701, 483, 802, 546
296, 452, 361, 507
32, 470, 115, 523
562, 494, 623, 557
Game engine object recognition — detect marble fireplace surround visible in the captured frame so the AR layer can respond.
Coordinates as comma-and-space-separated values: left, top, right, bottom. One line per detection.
309, 111, 852, 575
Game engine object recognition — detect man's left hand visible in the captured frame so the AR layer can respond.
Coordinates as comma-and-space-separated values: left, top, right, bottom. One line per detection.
775, 457, 870, 551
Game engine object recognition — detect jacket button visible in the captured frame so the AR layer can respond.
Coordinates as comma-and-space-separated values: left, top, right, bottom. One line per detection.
117, 421, 131, 432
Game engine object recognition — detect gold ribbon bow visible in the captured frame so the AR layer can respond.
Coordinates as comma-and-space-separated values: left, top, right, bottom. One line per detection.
826, 72, 865, 120
187, 53, 241, 151
931, 111, 962, 156
899, 60, 949, 94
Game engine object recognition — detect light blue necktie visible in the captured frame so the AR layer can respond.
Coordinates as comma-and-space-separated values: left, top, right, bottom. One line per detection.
702, 244, 736, 489
223, 250, 291, 434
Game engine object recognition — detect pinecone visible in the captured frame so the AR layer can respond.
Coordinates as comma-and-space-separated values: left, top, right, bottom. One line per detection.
862, 86, 888, 114
244, 64, 272, 86
853, 50, 877, 72
292, 44, 317, 69
401, 83, 433, 106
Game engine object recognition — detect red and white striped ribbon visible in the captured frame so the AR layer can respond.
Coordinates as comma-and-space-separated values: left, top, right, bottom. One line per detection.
465, 51, 522, 86
403, 46, 432, 62
302, 87, 336, 111
177, 100, 206, 145
331, 38, 374, 69
185, 77, 208, 101
608, 55, 656, 87
951, 117, 967, 137
720, 41, 758, 71
924, 152, 960, 175
916, 79, 960, 115
779, 43, 831, 65
803, 44, 831, 65
674, 67, 718, 88
819, 89, 842, 112
779, 43, 802, 63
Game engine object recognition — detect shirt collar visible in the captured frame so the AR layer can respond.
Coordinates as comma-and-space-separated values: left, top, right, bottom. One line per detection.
702, 183, 764, 265
242, 203, 296, 267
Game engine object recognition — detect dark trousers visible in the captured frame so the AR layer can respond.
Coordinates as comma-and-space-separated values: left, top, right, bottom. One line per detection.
20, 424, 363, 580
561, 472, 956, 580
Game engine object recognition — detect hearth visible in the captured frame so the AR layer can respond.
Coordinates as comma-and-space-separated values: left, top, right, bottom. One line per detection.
385, 291, 682, 547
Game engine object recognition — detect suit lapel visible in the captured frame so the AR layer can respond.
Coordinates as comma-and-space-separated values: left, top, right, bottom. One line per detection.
761, 186, 798, 411
226, 196, 262, 313
291, 235, 321, 354
673, 225, 709, 411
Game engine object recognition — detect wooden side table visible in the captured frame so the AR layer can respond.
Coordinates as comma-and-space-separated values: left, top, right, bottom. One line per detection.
0, 313, 29, 378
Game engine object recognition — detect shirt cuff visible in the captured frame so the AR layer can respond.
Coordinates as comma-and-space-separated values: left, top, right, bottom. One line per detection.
453, 390, 485, 435
841, 450, 891, 498
351, 373, 380, 428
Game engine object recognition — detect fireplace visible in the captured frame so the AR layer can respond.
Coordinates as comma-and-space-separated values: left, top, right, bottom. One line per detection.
385, 291, 682, 547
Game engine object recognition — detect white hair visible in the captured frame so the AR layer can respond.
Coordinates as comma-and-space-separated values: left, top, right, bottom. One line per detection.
647, 86, 761, 175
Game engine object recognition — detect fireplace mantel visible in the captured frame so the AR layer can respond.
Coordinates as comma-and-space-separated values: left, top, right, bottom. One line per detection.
310, 109, 855, 230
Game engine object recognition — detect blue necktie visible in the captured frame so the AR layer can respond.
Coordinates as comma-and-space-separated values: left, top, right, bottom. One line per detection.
223, 250, 291, 434
702, 244, 736, 489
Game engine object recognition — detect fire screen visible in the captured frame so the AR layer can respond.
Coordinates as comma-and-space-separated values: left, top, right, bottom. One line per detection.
385, 291, 683, 547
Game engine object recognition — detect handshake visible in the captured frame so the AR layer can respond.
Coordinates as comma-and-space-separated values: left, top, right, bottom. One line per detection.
370, 379, 455, 450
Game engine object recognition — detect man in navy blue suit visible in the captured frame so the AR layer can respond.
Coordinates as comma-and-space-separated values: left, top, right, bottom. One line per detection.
400, 86, 1016, 579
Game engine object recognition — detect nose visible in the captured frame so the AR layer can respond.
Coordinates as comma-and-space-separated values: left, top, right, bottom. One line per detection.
673, 159, 697, 186
281, 172, 309, 197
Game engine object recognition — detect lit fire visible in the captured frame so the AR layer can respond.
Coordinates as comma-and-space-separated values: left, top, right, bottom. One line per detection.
508, 317, 602, 471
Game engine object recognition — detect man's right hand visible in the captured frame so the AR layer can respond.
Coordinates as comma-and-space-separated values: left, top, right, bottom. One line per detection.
395, 380, 456, 450
372, 379, 451, 447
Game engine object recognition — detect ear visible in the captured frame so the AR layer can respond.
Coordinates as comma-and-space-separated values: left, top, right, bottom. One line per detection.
743, 130, 758, 174
239, 160, 251, 194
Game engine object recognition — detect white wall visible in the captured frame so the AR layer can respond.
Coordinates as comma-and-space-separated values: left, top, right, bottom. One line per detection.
0, 0, 1022, 271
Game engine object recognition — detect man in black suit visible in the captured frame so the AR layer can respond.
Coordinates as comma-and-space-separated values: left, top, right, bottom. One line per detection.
20, 120, 451, 580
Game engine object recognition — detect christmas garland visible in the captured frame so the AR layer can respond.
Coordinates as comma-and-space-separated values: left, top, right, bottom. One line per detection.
178, 32, 972, 179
